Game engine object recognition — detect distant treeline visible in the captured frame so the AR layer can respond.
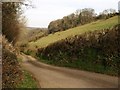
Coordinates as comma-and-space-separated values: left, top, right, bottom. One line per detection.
37, 25, 119, 76
48, 8, 118, 34
27, 28, 48, 42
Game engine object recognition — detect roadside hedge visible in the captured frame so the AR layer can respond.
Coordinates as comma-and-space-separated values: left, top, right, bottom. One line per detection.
2, 37, 22, 88
37, 25, 119, 75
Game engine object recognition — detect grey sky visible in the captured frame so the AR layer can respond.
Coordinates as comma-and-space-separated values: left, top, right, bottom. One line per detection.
24, 0, 119, 28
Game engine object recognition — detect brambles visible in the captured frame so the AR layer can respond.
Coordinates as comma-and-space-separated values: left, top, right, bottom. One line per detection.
37, 25, 119, 75
2, 37, 22, 88
2, 49, 23, 88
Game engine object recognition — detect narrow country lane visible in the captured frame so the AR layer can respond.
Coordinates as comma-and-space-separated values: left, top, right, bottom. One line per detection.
21, 54, 118, 88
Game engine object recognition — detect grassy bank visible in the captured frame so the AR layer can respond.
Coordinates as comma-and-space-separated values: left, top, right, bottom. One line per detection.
17, 70, 38, 88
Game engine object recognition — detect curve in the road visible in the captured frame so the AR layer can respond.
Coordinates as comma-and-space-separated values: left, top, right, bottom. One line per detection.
21, 55, 118, 88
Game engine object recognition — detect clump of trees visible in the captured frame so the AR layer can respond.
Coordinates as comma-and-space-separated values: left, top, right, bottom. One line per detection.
48, 8, 117, 34
96, 9, 117, 19
37, 25, 119, 76
48, 8, 96, 33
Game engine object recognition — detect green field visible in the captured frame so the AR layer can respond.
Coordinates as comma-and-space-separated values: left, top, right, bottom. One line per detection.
28, 16, 118, 50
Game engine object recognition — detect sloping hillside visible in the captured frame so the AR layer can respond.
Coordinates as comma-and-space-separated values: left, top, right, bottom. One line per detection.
27, 27, 48, 42
28, 16, 118, 50
18, 27, 48, 46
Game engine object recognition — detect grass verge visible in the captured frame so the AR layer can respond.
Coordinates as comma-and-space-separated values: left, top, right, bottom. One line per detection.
37, 57, 118, 76
17, 70, 38, 88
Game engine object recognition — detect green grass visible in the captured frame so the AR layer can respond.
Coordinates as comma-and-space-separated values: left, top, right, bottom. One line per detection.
28, 16, 118, 50
17, 70, 38, 88
37, 56, 118, 76
18, 57, 23, 63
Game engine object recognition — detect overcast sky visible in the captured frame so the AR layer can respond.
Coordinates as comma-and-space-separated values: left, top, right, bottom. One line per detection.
24, 0, 119, 28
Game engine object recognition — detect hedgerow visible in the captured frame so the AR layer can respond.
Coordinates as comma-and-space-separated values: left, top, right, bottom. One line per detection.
2, 37, 23, 88
37, 25, 119, 75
